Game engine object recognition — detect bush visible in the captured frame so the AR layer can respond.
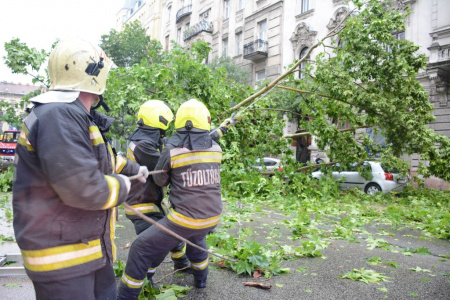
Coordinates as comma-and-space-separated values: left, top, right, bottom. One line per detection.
0, 165, 14, 192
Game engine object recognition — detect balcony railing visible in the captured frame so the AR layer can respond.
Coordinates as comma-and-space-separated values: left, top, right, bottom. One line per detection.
176, 4, 192, 23
243, 39, 268, 61
184, 20, 213, 41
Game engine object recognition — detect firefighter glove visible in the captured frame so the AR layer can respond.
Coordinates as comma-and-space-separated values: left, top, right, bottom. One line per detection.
220, 117, 238, 129
137, 166, 149, 184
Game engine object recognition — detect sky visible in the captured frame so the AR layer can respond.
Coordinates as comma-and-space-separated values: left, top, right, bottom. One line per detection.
0, 0, 125, 85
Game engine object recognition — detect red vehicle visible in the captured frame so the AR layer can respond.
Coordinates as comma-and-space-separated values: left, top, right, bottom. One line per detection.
0, 129, 20, 161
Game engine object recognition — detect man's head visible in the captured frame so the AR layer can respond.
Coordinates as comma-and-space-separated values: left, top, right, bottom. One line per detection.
175, 99, 211, 131
48, 38, 113, 95
137, 100, 174, 132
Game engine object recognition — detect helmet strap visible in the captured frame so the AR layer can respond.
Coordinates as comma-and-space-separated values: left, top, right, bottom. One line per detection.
92, 95, 110, 112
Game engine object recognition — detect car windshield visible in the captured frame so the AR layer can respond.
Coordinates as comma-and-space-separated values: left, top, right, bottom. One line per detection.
263, 159, 277, 166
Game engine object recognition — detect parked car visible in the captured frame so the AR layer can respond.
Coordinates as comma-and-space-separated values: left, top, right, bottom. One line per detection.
252, 157, 283, 174
311, 161, 408, 194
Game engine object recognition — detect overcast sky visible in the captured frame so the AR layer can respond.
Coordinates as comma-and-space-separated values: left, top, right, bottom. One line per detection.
0, 0, 125, 85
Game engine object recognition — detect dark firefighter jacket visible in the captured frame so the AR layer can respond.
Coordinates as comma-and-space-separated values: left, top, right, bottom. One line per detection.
124, 125, 226, 221
152, 129, 223, 229
12, 99, 139, 283
125, 126, 165, 220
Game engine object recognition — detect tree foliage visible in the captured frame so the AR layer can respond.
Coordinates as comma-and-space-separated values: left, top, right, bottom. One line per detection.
100, 21, 154, 67
235, 0, 450, 181
207, 55, 250, 85
3, 38, 50, 86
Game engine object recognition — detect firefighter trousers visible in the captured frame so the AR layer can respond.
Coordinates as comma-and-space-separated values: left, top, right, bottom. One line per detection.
32, 263, 116, 300
117, 217, 214, 300
132, 213, 188, 266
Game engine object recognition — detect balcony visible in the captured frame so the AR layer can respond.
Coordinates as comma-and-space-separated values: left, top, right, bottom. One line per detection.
184, 20, 213, 41
176, 5, 192, 23
243, 39, 268, 61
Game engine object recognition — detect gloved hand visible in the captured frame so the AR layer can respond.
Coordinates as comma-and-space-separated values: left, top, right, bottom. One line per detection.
117, 174, 131, 193
136, 166, 149, 184
220, 116, 238, 129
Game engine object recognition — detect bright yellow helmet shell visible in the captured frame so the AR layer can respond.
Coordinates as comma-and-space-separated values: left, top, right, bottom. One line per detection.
48, 38, 113, 95
175, 99, 211, 131
137, 100, 174, 130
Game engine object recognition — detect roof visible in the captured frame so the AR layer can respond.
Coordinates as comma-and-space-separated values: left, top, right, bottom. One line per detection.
0, 82, 41, 95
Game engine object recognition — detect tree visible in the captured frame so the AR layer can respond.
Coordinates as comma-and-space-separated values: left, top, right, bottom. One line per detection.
226, 0, 450, 182
3, 38, 49, 86
100, 21, 154, 67
207, 55, 250, 85
104, 40, 254, 148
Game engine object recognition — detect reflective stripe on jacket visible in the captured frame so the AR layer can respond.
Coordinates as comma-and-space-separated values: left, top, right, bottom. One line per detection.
13, 99, 139, 283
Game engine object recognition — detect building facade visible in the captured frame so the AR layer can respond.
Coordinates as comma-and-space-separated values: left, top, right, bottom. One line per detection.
0, 82, 41, 131
116, 0, 449, 186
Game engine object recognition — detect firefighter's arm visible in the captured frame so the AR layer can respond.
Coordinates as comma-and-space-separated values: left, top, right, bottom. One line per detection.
37, 105, 130, 210
210, 116, 238, 141
116, 152, 148, 183
152, 147, 171, 187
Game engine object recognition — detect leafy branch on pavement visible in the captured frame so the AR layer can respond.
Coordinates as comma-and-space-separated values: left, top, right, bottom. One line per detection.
340, 268, 390, 284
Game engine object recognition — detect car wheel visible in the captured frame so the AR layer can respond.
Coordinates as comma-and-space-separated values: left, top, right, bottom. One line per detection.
365, 183, 382, 195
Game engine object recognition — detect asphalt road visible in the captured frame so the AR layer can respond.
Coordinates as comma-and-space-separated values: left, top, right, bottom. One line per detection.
1, 199, 449, 299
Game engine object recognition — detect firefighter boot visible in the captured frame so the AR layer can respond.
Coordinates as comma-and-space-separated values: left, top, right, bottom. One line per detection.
193, 267, 208, 288
173, 254, 191, 271
146, 272, 160, 290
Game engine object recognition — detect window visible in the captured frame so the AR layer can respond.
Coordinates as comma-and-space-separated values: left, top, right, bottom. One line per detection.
167, 5, 172, 22
255, 70, 265, 88
299, 47, 309, 79
238, 0, 244, 10
393, 31, 405, 40
258, 20, 267, 41
165, 35, 170, 51
387, 31, 405, 53
236, 32, 243, 55
301, 0, 309, 13
224, 0, 230, 19
222, 38, 228, 57
177, 28, 182, 44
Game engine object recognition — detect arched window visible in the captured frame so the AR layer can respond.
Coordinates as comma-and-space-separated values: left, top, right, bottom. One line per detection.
299, 47, 309, 79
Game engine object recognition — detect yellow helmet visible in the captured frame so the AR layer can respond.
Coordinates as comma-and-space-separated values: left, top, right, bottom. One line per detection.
48, 38, 113, 95
175, 99, 211, 131
137, 100, 174, 130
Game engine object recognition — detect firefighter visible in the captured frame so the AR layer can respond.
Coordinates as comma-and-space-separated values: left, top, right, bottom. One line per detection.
12, 39, 148, 300
124, 100, 236, 273
124, 100, 190, 271
117, 99, 224, 299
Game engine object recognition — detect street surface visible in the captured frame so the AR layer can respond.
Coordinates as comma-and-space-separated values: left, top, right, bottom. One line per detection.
1, 197, 449, 299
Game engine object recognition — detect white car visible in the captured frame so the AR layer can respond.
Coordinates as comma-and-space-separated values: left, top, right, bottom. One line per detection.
312, 161, 408, 194
252, 157, 283, 173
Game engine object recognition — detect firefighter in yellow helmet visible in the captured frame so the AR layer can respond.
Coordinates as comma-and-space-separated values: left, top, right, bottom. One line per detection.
12, 38, 148, 300
118, 99, 224, 298
124, 100, 190, 271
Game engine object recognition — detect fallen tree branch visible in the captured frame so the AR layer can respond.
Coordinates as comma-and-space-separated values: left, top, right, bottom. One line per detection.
283, 125, 374, 138
246, 107, 305, 117
242, 282, 272, 289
